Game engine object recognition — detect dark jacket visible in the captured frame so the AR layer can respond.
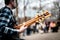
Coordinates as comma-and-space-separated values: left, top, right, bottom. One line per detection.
0, 6, 19, 40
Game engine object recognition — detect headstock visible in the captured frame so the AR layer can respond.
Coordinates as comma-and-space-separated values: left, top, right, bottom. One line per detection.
35, 11, 51, 22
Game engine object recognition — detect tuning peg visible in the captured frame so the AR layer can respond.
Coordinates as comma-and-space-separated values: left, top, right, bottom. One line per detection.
35, 13, 40, 18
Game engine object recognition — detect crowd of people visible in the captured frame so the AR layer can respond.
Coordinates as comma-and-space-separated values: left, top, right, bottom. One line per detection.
25, 21, 60, 36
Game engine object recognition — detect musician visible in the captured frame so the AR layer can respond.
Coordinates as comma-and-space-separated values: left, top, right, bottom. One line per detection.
0, 0, 27, 40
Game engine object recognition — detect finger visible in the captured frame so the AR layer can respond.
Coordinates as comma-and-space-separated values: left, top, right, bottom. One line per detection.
19, 27, 27, 32
23, 22, 26, 27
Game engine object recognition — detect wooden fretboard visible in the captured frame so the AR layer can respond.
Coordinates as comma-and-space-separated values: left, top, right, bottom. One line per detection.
14, 11, 51, 29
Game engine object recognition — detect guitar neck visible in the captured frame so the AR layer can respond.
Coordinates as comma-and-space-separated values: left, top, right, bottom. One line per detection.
15, 17, 40, 29
14, 11, 51, 29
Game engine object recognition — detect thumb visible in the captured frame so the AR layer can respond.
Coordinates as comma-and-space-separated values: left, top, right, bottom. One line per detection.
19, 26, 27, 32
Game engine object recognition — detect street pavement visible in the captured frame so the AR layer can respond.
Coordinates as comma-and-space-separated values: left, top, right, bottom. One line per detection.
23, 30, 60, 40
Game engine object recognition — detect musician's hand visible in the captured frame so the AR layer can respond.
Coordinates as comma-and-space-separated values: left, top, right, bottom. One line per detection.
17, 23, 27, 33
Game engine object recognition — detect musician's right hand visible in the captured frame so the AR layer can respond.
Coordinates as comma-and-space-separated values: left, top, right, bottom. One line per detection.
16, 23, 27, 33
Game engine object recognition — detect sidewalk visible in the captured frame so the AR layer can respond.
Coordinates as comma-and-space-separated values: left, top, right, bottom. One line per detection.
23, 29, 60, 40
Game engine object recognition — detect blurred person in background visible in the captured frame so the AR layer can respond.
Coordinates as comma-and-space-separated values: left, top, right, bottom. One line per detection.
56, 21, 60, 32
45, 22, 50, 33
50, 21, 58, 32
36, 22, 40, 33
26, 26, 31, 35
42, 22, 46, 33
